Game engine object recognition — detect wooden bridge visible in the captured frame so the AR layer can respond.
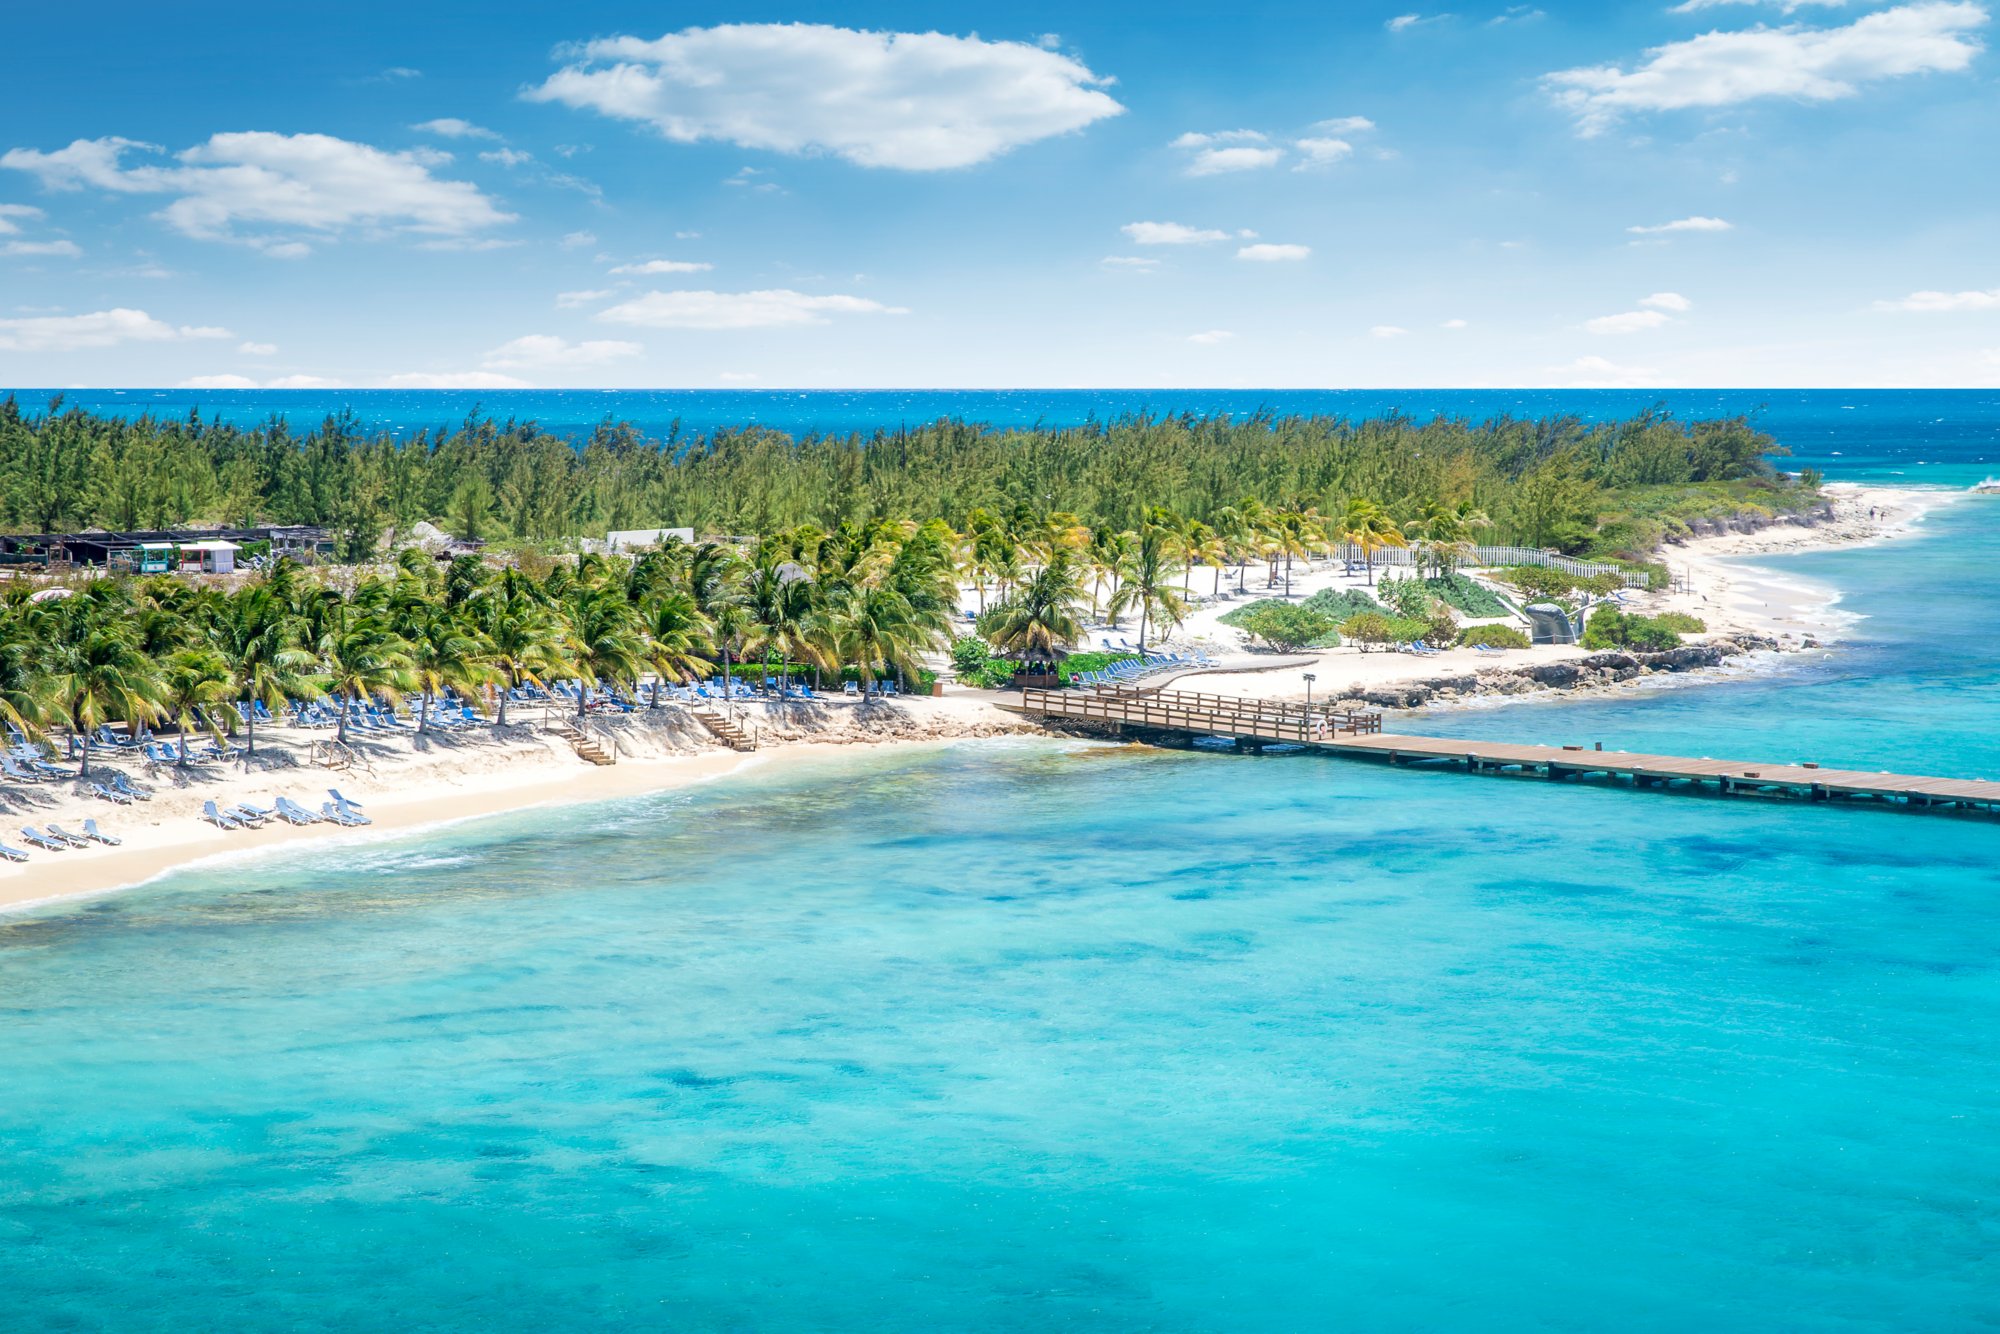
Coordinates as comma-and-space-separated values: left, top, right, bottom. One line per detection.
1005, 686, 2000, 818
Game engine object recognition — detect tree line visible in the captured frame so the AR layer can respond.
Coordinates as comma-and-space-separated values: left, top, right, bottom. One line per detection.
0, 397, 1792, 560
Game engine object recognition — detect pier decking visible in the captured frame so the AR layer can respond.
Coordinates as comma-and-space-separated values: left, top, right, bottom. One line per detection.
1005, 686, 2000, 817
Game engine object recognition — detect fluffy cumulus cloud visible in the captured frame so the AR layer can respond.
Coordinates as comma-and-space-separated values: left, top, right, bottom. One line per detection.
1877, 286, 2000, 311
2, 239, 80, 257
609, 258, 713, 274
1641, 292, 1693, 311
526, 23, 1124, 170
0, 132, 513, 253
0, 202, 43, 233
1171, 117, 1377, 174
483, 334, 644, 368
1238, 243, 1311, 261
179, 374, 261, 389
1629, 215, 1733, 234
556, 288, 617, 307
1545, 2, 1988, 135
1670, 0, 1852, 10
384, 371, 531, 389
0, 307, 230, 352
596, 289, 909, 330
238, 341, 278, 355
1122, 221, 1232, 245
412, 118, 500, 140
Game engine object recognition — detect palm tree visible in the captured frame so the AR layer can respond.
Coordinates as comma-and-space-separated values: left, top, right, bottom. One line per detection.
398, 603, 490, 734
212, 586, 320, 756
33, 612, 164, 778
985, 553, 1085, 663
1339, 497, 1407, 585
480, 600, 568, 726
563, 587, 646, 719
1128, 511, 1189, 652
159, 647, 234, 768
319, 617, 415, 746
638, 589, 715, 706
832, 584, 937, 699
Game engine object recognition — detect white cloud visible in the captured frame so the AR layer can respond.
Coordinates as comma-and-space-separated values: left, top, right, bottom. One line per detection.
1, 239, 80, 257
1370, 325, 1409, 338
1876, 287, 2000, 311
526, 23, 1125, 170
1586, 308, 1675, 334
1442, 318, 1469, 328
0, 132, 513, 253
1548, 355, 1669, 387
483, 334, 644, 368
1312, 116, 1377, 134
266, 375, 343, 388
238, 341, 278, 355
0, 203, 44, 233
596, 289, 909, 330
1641, 291, 1693, 311
384, 371, 532, 389
1123, 221, 1231, 245
0, 307, 231, 352
560, 230, 598, 249
1292, 137, 1354, 168
1101, 256, 1162, 271
1387, 15, 1426, 30
556, 288, 618, 308
1170, 130, 1268, 148
1238, 243, 1311, 261
1628, 215, 1733, 234
1670, 0, 1850, 11
179, 374, 260, 389
1186, 329, 1235, 345
479, 148, 534, 168
412, 118, 500, 140
609, 258, 714, 274
1185, 145, 1285, 175
1545, 3, 1987, 135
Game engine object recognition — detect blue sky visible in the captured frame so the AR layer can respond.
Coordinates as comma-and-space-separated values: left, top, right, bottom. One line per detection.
0, 0, 1993, 388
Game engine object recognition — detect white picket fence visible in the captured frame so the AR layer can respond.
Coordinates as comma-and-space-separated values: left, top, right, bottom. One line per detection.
1332, 543, 1652, 588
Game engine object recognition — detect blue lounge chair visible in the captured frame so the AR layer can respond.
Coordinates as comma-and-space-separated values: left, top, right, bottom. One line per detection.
321, 801, 370, 827
46, 822, 95, 847
89, 782, 132, 805
81, 819, 121, 846
201, 802, 243, 830
273, 797, 320, 825
19, 827, 69, 851
111, 773, 152, 801
328, 788, 364, 813
0, 841, 26, 862
1, 755, 40, 783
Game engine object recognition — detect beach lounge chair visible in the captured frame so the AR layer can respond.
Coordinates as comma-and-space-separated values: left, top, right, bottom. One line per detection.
328, 788, 364, 814
81, 819, 121, 846
1, 755, 40, 783
235, 801, 278, 822
19, 826, 69, 851
202, 801, 243, 831
1473, 644, 1506, 656
111, 773, 152, 801
272, 797, 319, 826
47, 822, 95, 847
322, 801, 370, 827
31, 759, 75, 779
223, 804, 270, 827
89, 782, 132, 805
0, 841, 26, 862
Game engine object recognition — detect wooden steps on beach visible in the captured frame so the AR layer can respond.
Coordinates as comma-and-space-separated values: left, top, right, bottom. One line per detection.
692, 709, 758, 753
549, 719, 617, 766
1001, 685, 2000, 821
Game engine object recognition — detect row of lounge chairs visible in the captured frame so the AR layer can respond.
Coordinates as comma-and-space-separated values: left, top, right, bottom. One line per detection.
1072, 649, 1215, 689
4, 819, 121, 862
202, 789, 371, 832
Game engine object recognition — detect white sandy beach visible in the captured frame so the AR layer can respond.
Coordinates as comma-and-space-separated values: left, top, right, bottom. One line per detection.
2, 483, 1967, 914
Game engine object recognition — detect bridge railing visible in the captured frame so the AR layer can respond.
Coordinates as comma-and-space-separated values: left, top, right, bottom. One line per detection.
1019, 687, 1382, 743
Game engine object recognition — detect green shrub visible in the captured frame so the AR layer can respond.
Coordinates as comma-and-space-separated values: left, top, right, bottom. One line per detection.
1221, 597, 1343, 648
951, 636, 992, 674
1376, 574, 1437, 621
1340, 611, 1398, 650
1235, 604, 1339, 652
1652, 611, 1706, 635
1458, 624, 1531, 650
1423, 574, 1510, 618
1581, 607, 1686, 651
1054, 650, 1141, 683
1299, 587, 1382, 621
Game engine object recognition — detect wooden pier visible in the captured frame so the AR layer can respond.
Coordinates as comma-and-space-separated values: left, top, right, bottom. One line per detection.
1005, 686, 2000, 818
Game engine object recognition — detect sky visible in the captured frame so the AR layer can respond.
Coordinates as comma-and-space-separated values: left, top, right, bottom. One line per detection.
0, 0, 1994, 389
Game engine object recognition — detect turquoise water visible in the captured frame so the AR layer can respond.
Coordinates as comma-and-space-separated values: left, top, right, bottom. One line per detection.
8, 503, 2000, 1328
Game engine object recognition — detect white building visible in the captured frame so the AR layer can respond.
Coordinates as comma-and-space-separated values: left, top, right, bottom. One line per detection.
605, 527, 695, 552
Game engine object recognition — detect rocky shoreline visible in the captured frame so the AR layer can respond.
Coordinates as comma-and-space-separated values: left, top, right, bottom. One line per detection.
1327, 635, 1785, 711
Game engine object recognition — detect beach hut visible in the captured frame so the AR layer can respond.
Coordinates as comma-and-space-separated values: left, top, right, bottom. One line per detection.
138, 541, 174, 574
177, 539, 241, 574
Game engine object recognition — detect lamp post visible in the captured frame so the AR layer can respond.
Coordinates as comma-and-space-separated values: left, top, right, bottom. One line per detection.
1303, 672, 1316, 709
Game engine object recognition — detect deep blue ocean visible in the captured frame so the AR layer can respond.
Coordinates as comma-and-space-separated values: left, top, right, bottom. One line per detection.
11, 386, 2000, 487
5, 390, 2000, 1330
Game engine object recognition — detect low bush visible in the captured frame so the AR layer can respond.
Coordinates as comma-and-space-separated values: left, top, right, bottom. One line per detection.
1652, 611, 1706, 635
1221, 597, 1343, 648
1423, 574, 1511, 619
1054, 650, 1141, 684
1457, 624, 1531, 650
1300, 587, 1382, 621
1235, 604, 1339, 652
1581, 607, 1689, 652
